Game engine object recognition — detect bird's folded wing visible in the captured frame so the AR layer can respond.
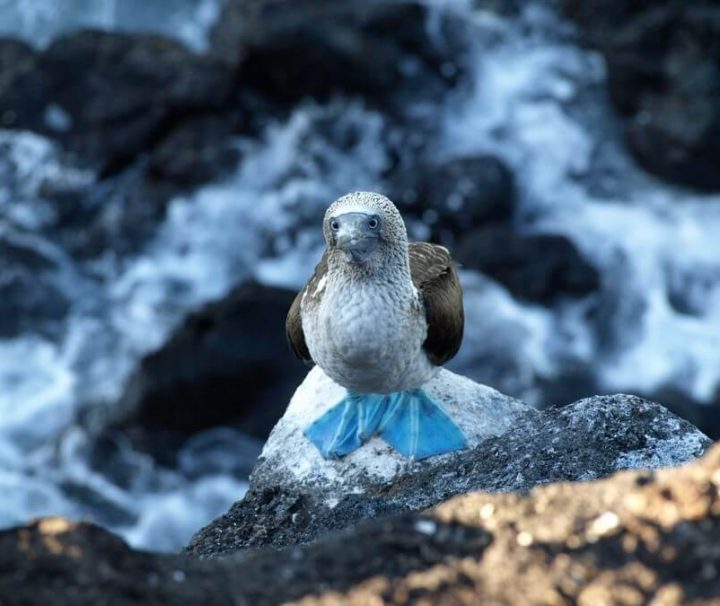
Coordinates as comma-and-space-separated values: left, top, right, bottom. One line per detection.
409, 242, 464, 366
285, 251, 329, 365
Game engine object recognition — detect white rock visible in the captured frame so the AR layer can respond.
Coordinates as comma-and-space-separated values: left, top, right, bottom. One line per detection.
258, 366, 528, 489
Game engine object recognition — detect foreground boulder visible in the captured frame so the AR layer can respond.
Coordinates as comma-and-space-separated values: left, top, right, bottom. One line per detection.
186, 368, 708, 556
2, 434, 718, 605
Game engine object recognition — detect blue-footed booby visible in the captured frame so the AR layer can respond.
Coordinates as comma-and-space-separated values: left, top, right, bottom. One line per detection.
286, 192, 467, 460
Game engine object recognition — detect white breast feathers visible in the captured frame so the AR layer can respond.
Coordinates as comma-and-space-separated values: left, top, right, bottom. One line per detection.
303, 274, 436, 394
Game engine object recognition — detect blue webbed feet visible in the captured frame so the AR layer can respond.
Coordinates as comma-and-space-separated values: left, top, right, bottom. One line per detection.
379, 390, 467, 460
304, 389, 467, 460
303, 393, 385, 458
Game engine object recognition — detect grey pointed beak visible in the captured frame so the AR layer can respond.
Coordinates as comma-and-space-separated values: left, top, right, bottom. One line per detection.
331, 212, 381, 264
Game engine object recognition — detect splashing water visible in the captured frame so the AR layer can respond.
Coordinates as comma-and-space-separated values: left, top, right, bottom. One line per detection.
0, 102, 393, 549
439, 2, 720, 403
0, 0, 220, 50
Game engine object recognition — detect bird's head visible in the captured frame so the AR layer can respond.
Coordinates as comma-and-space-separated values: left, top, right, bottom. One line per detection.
323, 192, 407, 268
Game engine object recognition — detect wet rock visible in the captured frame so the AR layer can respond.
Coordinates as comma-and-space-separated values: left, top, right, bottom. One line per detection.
48, 172, 173, 258
393, 155, 516, 244
0, 238, 70, 337
187, 369, 708, 556
117, 282, 305, 441
147, 113, 243, 186
0, 30, 235, 175
210, 0, 466, 109
0, 39, 45, 129
0, 129, 165, 260
455, 225, 601, 303
3, 418, 715, 605
559, 1, 720, 191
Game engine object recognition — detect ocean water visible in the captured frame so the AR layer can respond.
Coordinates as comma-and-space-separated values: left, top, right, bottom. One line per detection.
0, 0, 718, 551
0, 0, 219, 50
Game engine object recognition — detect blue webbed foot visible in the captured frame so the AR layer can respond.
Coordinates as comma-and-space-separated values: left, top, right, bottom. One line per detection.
379, 390, 467, 460
304, 393, 385, 458
304, 389, 467, 461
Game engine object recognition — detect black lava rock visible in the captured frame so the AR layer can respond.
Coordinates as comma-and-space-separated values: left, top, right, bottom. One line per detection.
0, 513, 491, 606
117, 282, 305, 440
393, 155, 516, 244
0, 39, 46, 129
147, 114, 243, 186
0, 30, 235, 175
210, 0, 467, 110
558, 0, 720, 191
455, 225, 601, 303
0, 239, 69, 337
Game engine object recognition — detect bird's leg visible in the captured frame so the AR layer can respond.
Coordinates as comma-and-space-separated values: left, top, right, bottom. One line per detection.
304, 392, 387, 459
378, 389, 467, 460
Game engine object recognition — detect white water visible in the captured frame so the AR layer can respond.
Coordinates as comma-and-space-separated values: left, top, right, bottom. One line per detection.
0, 1, 718, 551
0, 0, 220, 50
439, 2, 720, 402
0, 103, 393, 550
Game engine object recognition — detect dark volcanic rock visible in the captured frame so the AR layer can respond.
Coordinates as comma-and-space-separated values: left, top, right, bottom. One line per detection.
455, 225, 601, 303
0, 30, 235, 175
3, 433, 719, 605
147, 114, 242, 186
559, 0, 720, 191
0, 39, 45, 129
187, 393, 708, 557
0, 514, 489, 606
393, 155, 516, 244
46, 167, 180, 259
0, 239, 69, 337
211, 0, 466, 109
118, 282, 305, 440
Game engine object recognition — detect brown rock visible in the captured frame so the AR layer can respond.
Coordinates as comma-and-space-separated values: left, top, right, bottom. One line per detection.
295, 444, 720, 605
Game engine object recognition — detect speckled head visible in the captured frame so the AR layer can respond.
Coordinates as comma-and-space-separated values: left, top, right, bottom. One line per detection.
323, 192, 408, 268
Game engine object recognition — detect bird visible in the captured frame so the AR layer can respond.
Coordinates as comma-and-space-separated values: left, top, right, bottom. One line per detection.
286, 191, 467, 460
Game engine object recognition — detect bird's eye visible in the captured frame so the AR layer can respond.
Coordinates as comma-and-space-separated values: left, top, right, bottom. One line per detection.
368, 217, 379, 230
330, 220, 340, 231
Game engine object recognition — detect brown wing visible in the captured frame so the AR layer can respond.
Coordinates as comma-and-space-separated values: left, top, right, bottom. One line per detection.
285, 252, 329, 366
409, 241, 464, 366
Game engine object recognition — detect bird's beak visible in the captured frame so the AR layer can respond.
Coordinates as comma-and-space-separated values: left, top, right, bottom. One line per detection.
333, 212, 381, 264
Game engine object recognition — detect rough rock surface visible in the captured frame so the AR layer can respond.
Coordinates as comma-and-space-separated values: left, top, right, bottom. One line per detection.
186, 367, 708, 557
3, 437, 719, 605
559, 0, 720, 190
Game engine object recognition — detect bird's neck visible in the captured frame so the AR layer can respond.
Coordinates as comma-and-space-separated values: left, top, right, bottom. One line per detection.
328, 243, 413, 290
